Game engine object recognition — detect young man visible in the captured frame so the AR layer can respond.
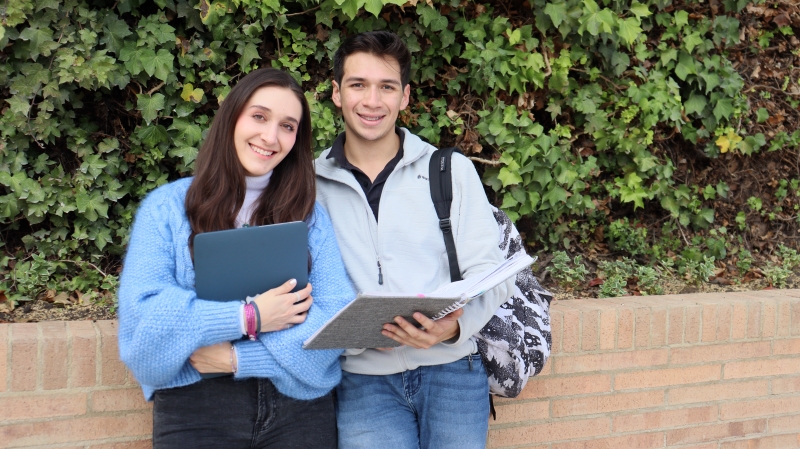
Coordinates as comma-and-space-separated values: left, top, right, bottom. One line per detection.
315, 31, 513, 449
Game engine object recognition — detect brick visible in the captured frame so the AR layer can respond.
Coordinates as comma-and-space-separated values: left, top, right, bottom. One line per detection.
651, 309, 667, 347
724, 357, 800, 379
550, 309, 563, 355
97, 320, 126, 386
554, 349, 668, 374
720, 396, 800, 420
668, 379, 769, 405
777, 300, 791, 337
562, 307, 580, 353
793, 301, 800, 336
685, 305, 701, 344
718, 303, 733, 341
519, 374, 611, 400
666, 419, 767, 445
769, 414, 800, 432
599, 309, 615, 350
0, 324, 7, 392
772, 375, 800, 394
551, 432, 664, 449
668, 307, 684, 345
670, 341, 770, 365
487, 417, 609, 447
0, 412, 152, 447
747, 301, 762, 338
552, 390, 663, 417
617, 308, 633, 350
719, 433, 800, 449
613, 405, 716, 433
88, 442, 153, 449
40, 322, 69, 390
582, 308, 599, 351
69, 321, 97, 388
774, 338, 800, 355
493, 401, 549, 424
91, 388, 152, 413
698, 303, 717, 343
669, 444, 717, 449
0, 393, 87, 421
11, 323, 38, 391
732, 301, 747, 340
615, 365, 720, 390
762, 299, 776, 338
632, 306, 649, 348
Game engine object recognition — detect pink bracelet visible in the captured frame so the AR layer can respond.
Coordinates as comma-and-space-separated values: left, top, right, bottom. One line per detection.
244, 303, 257, 341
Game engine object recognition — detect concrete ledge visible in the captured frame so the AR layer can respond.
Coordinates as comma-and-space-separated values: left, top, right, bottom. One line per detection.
2, 291, 800, 448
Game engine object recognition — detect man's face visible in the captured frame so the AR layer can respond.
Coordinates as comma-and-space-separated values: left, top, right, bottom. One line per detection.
332, 52, 410, 146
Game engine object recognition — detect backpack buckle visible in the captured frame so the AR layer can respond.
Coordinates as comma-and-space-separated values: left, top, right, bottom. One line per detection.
439, 219, 452, 233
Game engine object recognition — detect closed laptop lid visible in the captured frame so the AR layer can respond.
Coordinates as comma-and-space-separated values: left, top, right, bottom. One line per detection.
193, 221, 308, 301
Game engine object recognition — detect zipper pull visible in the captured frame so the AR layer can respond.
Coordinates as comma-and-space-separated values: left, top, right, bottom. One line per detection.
377, 260, 383, 285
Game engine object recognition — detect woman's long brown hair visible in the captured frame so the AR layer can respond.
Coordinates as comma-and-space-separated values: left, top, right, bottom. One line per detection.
185, 68, 315, 251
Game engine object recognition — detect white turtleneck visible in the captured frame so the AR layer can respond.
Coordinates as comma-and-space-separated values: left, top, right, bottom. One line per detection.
235, 171, 272, 228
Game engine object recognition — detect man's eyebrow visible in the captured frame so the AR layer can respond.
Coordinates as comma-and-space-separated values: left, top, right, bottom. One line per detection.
344, 76, 401, 86
247, 105, 299, 124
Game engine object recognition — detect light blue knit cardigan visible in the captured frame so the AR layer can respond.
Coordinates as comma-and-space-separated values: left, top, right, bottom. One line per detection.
117, 178, 355, 400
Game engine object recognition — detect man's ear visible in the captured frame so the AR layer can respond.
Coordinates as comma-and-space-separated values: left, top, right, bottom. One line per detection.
400, 83, 410, 110
331, 81, 342, 108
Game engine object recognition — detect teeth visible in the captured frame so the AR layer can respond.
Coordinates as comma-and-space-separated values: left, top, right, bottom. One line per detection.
361, 115, 382, 122
250, 144, 274, 156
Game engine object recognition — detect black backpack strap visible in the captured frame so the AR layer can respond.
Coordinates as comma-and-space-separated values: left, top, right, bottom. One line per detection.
428, 147, 462, 282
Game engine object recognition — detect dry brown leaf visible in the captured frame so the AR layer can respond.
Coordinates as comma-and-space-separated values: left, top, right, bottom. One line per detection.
773, 13, 792, 28
53, 292, 71, 306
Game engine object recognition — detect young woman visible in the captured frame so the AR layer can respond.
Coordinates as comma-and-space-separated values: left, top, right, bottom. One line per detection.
118, 68, 354, 448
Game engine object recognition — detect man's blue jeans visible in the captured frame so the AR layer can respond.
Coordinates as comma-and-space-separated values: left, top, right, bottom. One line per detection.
336, 354, 490, 449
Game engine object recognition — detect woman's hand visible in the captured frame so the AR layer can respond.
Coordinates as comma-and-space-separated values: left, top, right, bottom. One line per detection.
190, 342, 234, 373
253, 279, 313, 332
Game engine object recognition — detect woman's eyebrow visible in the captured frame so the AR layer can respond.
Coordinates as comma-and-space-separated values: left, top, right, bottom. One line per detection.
248, 105, 299, 124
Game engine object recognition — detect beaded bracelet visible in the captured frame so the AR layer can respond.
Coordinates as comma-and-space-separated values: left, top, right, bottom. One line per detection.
230, 344, 237, 374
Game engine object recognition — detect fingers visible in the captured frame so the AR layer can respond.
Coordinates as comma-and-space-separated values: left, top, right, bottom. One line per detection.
267, 278, 299, 296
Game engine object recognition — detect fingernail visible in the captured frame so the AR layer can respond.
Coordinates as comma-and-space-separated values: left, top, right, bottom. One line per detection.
289, 279, 297, 285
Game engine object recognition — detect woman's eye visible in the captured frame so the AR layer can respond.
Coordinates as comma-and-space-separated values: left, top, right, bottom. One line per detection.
253, 113, 265, 121
283, 124, 295, 132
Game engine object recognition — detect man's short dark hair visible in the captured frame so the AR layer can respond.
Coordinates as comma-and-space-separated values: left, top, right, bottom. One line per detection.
333, 31, 412, 88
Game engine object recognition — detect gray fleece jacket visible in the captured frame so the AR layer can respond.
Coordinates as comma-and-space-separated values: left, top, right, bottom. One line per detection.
315, 128, 513, 375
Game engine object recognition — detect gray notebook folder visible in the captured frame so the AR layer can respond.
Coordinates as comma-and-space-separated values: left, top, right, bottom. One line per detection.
193, 221, 308, 301
303, 294, 459, 349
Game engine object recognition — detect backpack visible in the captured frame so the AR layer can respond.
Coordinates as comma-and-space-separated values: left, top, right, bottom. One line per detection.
428, 147, 553, 399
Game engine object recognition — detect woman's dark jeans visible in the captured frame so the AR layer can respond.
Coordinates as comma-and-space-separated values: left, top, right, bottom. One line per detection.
153, 376, 337, 448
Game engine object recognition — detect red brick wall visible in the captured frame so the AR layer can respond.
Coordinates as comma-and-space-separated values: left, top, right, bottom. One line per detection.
489, 290, 800, 449
2, 290, 800, 448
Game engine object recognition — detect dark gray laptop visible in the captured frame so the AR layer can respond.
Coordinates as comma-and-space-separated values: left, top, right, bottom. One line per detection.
193, 221, 308, 301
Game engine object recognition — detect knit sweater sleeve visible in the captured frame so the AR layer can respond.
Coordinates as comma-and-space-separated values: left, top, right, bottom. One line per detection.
233, 203, 356, 399
117, 187, 243, 388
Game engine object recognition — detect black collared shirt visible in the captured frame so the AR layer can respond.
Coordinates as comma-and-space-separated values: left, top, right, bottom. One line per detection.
327, 128, 405, 222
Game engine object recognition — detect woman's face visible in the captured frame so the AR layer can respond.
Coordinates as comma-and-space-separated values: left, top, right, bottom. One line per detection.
233, 86, 303, 177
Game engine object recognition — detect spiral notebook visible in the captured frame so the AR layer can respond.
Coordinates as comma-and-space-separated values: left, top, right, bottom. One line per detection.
303, 253, 535, 349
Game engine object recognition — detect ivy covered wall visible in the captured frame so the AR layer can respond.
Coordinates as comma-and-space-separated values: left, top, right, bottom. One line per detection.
1, 0, 798, 302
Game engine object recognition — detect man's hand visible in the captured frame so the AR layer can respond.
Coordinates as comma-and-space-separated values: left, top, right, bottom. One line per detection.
381, 308, 463, 349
